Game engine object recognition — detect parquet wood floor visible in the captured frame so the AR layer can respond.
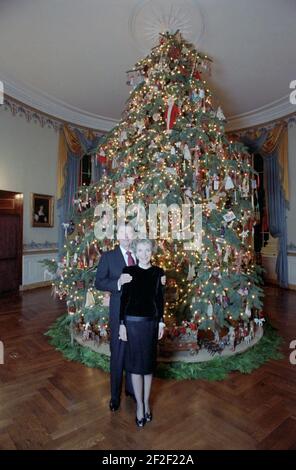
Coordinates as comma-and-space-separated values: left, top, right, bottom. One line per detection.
0, 285, 295, 450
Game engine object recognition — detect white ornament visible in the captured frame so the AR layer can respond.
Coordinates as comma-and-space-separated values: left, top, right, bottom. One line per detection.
207, 201, 217, 211
165, 167, 177, 175
207, 302, 213, 317
183, 144, 192, 162
224, 175, 234, 190
240, 229, 249, 243
223, 211, 236, 223
119, 130, 127, 143
241, 176, 249, 198
228, 326, 236, 350
223, 246, 231, 263
184, 187, 193, 201
213, 174, 219, 191
187, 264, 195, 281
85, 289, 95, 308
245, 303, 252, 318
62, 223, 70, 238
216, 106, 226, 120
254, 318, 265, 327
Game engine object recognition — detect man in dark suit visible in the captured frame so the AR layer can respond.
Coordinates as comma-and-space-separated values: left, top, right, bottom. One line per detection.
95, 223, 136, 411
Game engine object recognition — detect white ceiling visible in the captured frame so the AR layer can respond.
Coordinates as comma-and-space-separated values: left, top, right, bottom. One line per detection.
0, 0, 295, 130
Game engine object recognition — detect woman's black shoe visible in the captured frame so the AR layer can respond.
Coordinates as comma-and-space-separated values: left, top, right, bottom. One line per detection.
145, 411, 153, 423
135, 416, 146, 427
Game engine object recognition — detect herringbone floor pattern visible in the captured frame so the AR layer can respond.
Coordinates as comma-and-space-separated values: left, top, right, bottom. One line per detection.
0, 285, 295, 450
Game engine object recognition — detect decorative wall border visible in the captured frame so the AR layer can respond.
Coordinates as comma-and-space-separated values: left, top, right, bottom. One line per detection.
1, 95, 109, 135
2, 96, 61, 131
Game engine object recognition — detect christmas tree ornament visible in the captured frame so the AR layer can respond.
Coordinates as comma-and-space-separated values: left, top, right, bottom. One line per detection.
85, 289, 95, 308
62, 223, 70, 238
119, 130, 127, 143
207, 302, 213, 317
241, 174, 249, 198
223, 211, 236, 223
96, 148, 107, 164
187, 264, 195, 281
183, 144, 192, 163
164, 96, 180, 132
224, 175, 235, 190
223, 245, 231, 263
254, 317, 265, 327
228, 326, 236, 351
216, 106, 226, 120
153, 112, 161, 121
213, 173, 219, 191
240, 229, 249, 243
245, 303, 252, 318
190, 90, 199, 102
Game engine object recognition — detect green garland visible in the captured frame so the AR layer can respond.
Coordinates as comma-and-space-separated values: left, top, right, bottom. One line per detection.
45, 315, 283, 381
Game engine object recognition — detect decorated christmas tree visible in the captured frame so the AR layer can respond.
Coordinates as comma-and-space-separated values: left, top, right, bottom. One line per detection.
45, 31, 264, 356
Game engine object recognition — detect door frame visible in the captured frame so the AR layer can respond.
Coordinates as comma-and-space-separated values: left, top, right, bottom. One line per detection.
0, 189, 23, 291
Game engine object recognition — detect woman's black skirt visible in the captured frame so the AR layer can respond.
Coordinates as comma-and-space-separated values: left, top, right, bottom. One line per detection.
124, 315, 158, 375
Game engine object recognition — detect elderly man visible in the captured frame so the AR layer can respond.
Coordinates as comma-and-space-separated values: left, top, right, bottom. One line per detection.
95, 223, 136, 411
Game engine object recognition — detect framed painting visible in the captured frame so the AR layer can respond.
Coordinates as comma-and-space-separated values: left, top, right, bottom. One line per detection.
31, 193, 54, 227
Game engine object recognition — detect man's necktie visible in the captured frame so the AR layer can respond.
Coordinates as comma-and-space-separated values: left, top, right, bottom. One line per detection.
126, 250, 135, 266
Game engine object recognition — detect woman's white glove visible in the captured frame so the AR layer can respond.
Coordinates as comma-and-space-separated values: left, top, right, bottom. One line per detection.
158, 322, 165, 340
119, 324, 127, 341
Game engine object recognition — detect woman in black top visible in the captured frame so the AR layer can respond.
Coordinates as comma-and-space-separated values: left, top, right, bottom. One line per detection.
119, 239, 165, 427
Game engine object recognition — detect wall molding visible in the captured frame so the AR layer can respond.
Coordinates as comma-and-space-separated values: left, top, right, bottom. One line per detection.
0, 76, 117, 132
1, 76, 296, 132
226, 95, 296, 131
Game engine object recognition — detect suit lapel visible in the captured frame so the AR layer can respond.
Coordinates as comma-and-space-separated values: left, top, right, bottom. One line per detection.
114, 245, 126, 268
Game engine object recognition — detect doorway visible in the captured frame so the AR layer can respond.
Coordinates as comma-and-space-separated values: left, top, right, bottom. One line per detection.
0, 190, 23, 294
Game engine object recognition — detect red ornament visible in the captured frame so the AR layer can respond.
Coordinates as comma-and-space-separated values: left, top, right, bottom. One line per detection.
164, 98, 180, 131
178, 65, 189, 77
96, 149, 107, 164
193, 70, 202, 80
169, 46, 181, 59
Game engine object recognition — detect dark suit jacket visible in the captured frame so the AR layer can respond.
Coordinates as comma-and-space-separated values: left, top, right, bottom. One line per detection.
95, 246, 126, 322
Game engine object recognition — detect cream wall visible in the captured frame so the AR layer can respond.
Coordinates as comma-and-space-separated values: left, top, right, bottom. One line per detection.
0, 107, 59, 246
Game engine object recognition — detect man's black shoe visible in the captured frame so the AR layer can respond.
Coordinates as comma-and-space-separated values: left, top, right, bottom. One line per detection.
109, 399, 120, 411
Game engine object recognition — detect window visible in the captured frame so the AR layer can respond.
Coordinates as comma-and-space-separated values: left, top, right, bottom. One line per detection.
79, 154, 92, 186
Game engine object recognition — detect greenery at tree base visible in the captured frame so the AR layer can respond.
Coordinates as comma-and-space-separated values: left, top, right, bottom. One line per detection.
45, 315, 283, 381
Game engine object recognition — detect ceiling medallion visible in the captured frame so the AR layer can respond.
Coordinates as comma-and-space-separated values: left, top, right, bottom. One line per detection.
128, 0, 205, 53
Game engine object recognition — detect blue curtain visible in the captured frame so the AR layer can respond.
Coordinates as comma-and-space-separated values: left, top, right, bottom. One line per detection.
241, 132, 288, 288
58, 153, 81, 257
57, 130, 103, 258
264, 153, 288, 288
